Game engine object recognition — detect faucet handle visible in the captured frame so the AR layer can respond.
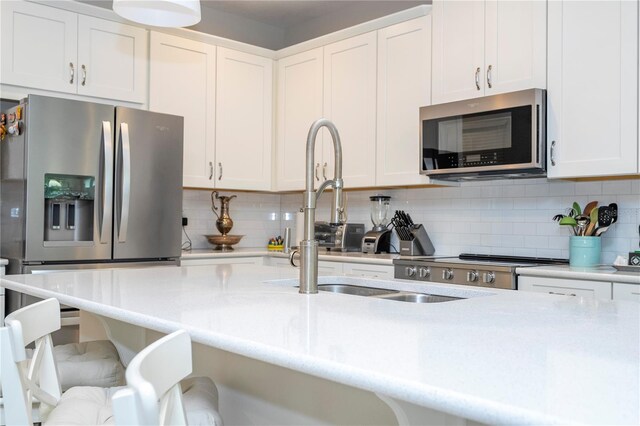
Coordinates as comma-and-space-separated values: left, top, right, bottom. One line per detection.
289, 249, 300, 268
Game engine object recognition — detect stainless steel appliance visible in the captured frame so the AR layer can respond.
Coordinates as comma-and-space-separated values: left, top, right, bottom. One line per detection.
394, 254, 568, 290
1, 95, 184, 318
315, 222, 365, 252
420, 88, 546, 181
362, 195, 392, 254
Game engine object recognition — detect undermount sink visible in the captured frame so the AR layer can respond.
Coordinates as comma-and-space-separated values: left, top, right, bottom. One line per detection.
315, 284, 463, 303
317, 284, 399, 297
374, 292, 462, 304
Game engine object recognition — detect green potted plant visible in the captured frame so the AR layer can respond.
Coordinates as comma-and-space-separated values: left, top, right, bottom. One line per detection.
553, 201, 618, 267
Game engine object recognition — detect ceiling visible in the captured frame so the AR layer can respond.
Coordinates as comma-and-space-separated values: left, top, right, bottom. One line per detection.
199, 1, 427, 29
78, 0, 430, 49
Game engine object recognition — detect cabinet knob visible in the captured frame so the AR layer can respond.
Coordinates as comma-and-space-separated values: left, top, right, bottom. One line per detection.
315, 163, 320, 181
486, 65, 492, 89
209, 161, 213, 180
475, 67, 481, 90
442, 268, 454, 280
322, 162, 328, 180
69, 62, 75, 84
218, 162, 223, 180
550, 141, 557, 166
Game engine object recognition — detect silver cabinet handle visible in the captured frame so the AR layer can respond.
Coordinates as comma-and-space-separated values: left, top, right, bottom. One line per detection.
100, 121, 113, 244
209, 161, 213, 180
475, 67, 480, 90
322, 162, 328, 180
69, 62, 75, 84
81, 64, 87, 86
118, 122, 131, 243
550, 140, 557, 166
315, 163, 320, 181
218, 162, 223, 180
548, 291, 577, 297
487, 65, 492, 88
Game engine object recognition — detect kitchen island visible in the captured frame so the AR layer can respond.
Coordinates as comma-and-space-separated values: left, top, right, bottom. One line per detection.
1, 263, 638, 425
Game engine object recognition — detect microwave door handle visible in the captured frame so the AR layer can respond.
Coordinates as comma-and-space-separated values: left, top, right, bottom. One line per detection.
118, 122, 131, 243
100, 121, 113, 244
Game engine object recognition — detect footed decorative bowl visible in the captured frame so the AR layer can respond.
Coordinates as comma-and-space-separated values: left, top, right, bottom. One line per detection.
205, 234, 243, 251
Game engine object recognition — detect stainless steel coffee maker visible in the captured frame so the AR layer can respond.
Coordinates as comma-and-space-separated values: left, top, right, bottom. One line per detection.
361, 195, 392, 254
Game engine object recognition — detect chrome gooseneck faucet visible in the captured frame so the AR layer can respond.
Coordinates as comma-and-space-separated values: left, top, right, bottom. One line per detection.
294, 118, 344, 294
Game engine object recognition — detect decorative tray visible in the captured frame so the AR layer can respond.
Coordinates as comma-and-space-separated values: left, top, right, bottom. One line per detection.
613, 264, 640, 273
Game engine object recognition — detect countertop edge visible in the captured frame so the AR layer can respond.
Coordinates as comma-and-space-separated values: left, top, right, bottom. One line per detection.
181, 249, 398, 265
516, 265, 640, 284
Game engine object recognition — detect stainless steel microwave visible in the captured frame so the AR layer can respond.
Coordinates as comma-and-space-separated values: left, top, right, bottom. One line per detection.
419, 89, 546, 180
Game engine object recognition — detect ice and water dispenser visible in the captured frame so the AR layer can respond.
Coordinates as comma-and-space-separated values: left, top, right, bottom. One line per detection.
44, 174, 94, 242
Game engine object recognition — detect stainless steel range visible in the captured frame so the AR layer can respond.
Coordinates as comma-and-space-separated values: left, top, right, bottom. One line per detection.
393, 254, 569, 290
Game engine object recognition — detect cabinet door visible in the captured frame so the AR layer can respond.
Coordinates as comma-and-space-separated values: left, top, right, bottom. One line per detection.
376, 16, 431, 186
276, 48, 323, 191
484, 0, 546, 95
518, 276, 612, 300
431, 0, 485, 104
0, 1, 77, 93
77, 16, 148, 103
149, 32, 216, 188
547, 1, 639, 178
216, 47, 273, 191
323, 32, 377, 188
612, 282, 640, 302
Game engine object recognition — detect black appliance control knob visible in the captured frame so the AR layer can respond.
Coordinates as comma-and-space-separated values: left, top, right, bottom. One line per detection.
483, 271, 496, 284
442, 268, 454, 280
418, 267, 430, 279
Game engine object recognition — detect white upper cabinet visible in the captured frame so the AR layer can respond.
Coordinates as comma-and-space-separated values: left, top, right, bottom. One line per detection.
77, 16, 147, 103
432, 0, 546, 104
432, 1, 484, 104
547, 0, 639, 178
323, 32, 377, 188
149, 32, 216, 189
1, 1, 78, 94
276, 48, 323, 191
376, 16, 432, 186
216, 47, 273, 191
484, 0, 546, 95
0, 1, 147, 103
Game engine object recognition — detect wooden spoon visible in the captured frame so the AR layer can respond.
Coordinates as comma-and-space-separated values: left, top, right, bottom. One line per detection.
583, 201, 598, 216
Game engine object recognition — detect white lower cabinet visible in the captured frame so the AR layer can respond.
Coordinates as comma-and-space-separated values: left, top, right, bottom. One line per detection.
518, 276, 612, 300
612, 282, 640, 302
343, 263, 394, 279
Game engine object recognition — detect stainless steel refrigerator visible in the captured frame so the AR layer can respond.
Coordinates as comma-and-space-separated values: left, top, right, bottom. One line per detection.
1, 95, 184, 316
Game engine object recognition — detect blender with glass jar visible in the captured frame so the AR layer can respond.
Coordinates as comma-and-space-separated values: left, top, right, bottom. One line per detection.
361, 195, 392, 254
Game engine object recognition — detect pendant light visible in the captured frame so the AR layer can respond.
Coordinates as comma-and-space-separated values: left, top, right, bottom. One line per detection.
113, 0, 201, 28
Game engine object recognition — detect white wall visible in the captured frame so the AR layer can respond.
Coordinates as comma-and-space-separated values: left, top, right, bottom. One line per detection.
279, 178, 640, 264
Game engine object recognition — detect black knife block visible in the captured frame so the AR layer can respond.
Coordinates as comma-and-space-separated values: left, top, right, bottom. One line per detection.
398, 225, 435, 256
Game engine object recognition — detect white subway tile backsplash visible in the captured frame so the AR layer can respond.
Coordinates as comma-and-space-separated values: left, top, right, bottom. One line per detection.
183, 179, 639, 260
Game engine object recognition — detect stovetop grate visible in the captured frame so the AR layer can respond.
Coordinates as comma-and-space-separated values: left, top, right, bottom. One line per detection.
458, 253, 569, 265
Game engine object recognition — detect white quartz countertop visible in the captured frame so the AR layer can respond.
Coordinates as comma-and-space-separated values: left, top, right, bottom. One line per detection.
517, 264, 640, 284
181, 248, 401, 265
2, 265, 638, 425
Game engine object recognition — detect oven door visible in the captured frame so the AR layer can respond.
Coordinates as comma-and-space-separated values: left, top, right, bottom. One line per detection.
420, 89, 545, 177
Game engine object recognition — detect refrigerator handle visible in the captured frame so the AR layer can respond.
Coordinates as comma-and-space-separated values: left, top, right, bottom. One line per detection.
100, 121, 113, 244
118, 122, 131, 243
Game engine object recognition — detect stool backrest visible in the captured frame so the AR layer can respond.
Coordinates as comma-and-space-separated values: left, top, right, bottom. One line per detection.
113, 330, 192, 426
1, 298, 63, 424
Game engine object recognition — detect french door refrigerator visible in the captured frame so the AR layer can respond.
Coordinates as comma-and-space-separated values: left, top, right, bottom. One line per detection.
1, 95, 184, 315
